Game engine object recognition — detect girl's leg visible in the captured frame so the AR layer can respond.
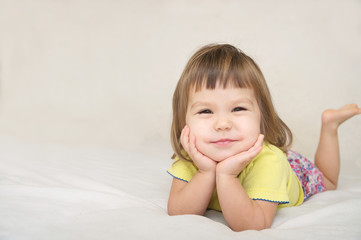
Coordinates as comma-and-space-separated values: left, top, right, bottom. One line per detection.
314, 104, 361, 190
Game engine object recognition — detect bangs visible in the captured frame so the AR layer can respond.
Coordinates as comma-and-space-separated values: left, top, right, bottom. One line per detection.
187, 45, 256, 92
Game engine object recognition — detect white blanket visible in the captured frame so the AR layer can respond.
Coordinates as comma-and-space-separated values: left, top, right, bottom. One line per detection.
1, 134, 360, 240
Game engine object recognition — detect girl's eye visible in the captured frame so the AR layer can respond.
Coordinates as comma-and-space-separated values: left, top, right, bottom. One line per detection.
198, 109, 213, 114
232, 107, 247, 112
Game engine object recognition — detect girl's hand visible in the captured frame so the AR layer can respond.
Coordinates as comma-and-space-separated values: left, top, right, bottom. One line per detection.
180, 126, 217, 173
216, 134, 264, 177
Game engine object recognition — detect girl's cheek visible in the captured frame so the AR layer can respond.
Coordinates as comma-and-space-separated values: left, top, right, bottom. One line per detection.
189, 123, 208, 141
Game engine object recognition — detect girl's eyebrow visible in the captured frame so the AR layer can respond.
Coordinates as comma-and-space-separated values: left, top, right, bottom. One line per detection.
190, 97, 254, 110
233, 97, 254, 105
190, 101, 212, 110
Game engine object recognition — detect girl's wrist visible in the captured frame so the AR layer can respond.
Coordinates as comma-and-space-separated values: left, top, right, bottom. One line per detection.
217, 167, 244, 177
215, 166, 239, 179
216, 171, 238, 179
215, 172, 239, 187
198, 168, 217, 178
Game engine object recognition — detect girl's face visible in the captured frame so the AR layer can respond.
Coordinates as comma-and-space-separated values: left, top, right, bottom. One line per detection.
185, 85, 261, 162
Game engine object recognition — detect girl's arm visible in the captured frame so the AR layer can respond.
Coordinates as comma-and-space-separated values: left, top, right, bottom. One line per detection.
216, 174, 278, 231
216, 134, 277, 231
168, 125, 217, 215
168, 170, 216, 215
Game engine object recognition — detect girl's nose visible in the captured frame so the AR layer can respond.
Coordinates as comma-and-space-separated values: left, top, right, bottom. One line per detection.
214, 117, 232, 131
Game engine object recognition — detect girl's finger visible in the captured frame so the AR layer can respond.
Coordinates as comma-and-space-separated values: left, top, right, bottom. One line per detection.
189, 135, 198, 156
189, 135, 209, 165
180, 126, 186, 142
180, 126, 189, 151
254, 134, 264, 148
248, 134, 264, 152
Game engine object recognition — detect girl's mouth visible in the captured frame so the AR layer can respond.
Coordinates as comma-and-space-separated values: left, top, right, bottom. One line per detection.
211, 139, 236, 146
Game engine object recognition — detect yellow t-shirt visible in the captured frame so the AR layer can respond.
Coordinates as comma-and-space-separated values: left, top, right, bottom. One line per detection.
167, 143, 304, 211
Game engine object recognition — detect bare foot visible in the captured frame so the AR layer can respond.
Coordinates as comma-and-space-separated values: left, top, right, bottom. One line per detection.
322, 104, 361, 130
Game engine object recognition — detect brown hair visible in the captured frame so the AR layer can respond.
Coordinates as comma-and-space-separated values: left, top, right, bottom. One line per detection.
171, 44, 292, 161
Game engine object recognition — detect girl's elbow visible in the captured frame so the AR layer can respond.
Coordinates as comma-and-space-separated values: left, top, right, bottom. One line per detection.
168, 210, 178, 216
230, 227, 269, 232
167, 206, 182, 216
167, 203, 205, 216
167, 202, 185, 216
228, 221, 270, 232
168, 208, 205, 216
230, 225, 270, 232
167, 203, 179, 216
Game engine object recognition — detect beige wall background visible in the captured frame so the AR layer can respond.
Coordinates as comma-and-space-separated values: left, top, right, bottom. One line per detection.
1, 0, 360, 174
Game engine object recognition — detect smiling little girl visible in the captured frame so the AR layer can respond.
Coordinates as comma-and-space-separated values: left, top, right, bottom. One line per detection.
167, 44, 361, 231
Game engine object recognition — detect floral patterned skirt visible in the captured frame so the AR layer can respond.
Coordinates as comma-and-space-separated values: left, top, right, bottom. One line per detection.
287, 150, 326, 200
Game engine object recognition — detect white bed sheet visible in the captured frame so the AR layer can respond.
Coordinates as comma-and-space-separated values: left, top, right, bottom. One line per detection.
1, 134, 360, 240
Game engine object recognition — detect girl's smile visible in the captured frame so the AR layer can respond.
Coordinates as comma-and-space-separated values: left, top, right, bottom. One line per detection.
185, 85, 261, 162
210, 139, 237, 146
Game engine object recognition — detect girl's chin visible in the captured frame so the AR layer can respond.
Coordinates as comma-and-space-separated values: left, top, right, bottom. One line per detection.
204, 149, 249, 162
212, 157, 227, 162
205, 153, 233, 162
